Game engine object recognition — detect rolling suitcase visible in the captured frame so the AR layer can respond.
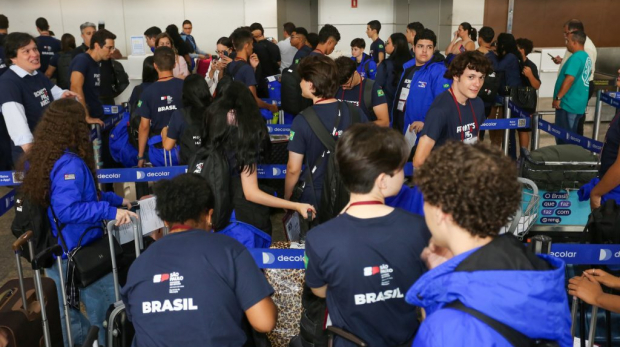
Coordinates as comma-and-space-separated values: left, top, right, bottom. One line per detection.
0, 231, 64, 347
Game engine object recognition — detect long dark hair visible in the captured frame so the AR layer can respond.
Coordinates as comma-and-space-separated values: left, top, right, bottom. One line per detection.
460, 22, 477, 41
204, 81, 269, 174
19, 99, 96, 206
142, 56, 158, 83
388, 33, 411, 87
165, 24, 189, 56
497, 33, 523, 65
182, 74, 212, 126
60, 33, 76, 53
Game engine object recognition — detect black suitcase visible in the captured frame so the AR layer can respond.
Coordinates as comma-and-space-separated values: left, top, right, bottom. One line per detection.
1, 231, 64, 347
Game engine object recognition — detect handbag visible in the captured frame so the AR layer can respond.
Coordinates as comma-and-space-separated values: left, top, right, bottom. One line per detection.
509, 86, 537, 111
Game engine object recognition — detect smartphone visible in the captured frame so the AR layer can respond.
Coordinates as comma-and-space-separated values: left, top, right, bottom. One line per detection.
222, 51, 229, 57
211, 54, 219, 61
547, 53, 555, 59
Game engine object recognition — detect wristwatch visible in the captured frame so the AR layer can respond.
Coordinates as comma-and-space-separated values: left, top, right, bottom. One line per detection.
554, 96, 562, 101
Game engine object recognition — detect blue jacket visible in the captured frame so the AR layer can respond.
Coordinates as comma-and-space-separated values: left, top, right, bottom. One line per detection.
48, 152, 123, 254
218, 218, 272, 249
385, 185, 425, 216
396, 59, 451, 134
406, 235, 572, 347
352, 53, 377, 80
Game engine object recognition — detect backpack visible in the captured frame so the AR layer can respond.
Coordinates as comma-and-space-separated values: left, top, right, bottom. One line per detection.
188, 146, 233, 231
56, 52, 73, 90
583, 200, 620, 244
11, 191, 56, 268
281, 64, 313, 116
361, 78, 376, 121
109, 112, 138, 167
301, 102, 361, 223
479, 70, 501, 104
112, 60, 130, 97
178, 108, 204, 165
128, 84, 145, 149
218, 61, 246, 92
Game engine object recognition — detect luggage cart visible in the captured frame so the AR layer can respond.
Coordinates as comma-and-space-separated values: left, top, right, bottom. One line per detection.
501, 178, 540, 240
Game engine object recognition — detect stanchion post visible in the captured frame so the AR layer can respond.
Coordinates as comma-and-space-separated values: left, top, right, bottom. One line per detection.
502, 96, 511, 155
531, 112, 540, 151
592, 90, 602, 142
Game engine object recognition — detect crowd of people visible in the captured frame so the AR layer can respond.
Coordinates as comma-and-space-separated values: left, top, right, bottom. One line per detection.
0, 11, 619, 347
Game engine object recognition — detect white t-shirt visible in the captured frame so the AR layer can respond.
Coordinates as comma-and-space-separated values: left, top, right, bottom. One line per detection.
278, 37, 298, 71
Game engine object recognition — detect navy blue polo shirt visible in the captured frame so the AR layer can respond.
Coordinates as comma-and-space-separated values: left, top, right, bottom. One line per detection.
292, 46, 312, 65
137, 78, 184, 130
121, 229, 274, 347
336, 78, 386, 121
369, 39, 385, 64
69, 53, 103, 118
600, 110, 620, 178
36, 35, 61, 74
225, 60, 256, 88
305, 208, 430, 347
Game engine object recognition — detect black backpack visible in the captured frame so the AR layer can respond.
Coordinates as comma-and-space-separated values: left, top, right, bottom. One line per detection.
56, 52, 73, 90
583, 200, 620, 244
188, 146, 233, 231
112, 60, 130, 97
479, 70, 501, 104
281, 64, 313, 116
301, 102, 361, 223
361, 78, 375, 121
11, 190, 57, 268
218, 61, 246, 93
178, 108, 204, 165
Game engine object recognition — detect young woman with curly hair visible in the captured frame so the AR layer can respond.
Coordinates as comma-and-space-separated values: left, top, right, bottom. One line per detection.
18, 98, 136, 346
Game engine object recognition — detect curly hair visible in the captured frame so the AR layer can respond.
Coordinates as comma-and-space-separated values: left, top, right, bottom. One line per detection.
414, 142, 521, 238
445, 50, 492, 79
18, 99, 96, 207
153, 173, 214, 224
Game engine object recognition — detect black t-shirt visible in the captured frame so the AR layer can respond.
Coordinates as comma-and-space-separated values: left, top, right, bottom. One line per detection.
521, 58, 540, 88
293, 45, 312, 65
70, 43, 88, 59
420, 89, 486, 148
369, 38, 385, 64
255, 39, 281, 77
0, 46, 7, 77
136, 78, 184, 130
98, 59, 115, 99
305, 208, 430, 347
36, 36, 61, 74
69, 53, 103, 118
336, 78, 387, 121
121, 229, 274, 347
600, 110, 620, 178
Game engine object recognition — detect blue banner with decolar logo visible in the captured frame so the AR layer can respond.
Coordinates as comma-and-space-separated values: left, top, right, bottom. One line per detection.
267, 124, 291, 135
601, 93, 620, 108
480, 117, 530, 130
249, 248, 306, 269
538, 119, 603, 153
0, 189, 16, 217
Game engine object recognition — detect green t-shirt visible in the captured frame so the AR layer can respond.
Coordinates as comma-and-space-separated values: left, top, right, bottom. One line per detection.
553, 50, 592, 114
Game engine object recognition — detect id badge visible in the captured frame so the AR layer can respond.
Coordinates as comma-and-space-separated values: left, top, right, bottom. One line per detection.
399, 87, 410, 100
397, 100, 406, 111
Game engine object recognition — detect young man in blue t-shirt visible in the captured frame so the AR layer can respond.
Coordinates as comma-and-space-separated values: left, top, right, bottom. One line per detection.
0, 32, 77, 163
552, 30, 592, 144
291, 27, 312, 66
305, 124, 430, 347
413, 51, 490, 169
366, 20, 385, 65
350, 38, 377, 80
335, 56, 388, 126
136, 46, 184, 168
122, 173, 276, 347
35, 17, 60, 74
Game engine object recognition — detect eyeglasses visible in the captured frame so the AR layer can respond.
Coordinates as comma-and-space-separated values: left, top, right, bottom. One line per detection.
563, 30, 576, 37
103, 46, 116, 51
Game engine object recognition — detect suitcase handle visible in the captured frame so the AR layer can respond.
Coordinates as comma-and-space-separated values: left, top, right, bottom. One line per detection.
520, 147, 600, 167
12, 230, 33, 253
31, 245, 63, 271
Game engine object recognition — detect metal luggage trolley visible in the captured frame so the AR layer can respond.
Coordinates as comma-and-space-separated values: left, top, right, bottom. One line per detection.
502, 178, 540, 240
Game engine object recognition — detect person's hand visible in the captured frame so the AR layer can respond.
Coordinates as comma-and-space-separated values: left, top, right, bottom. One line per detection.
161, 126, 168, 139
420, 239, 454, 269
296, 203, 316, 219
220, 55, 232, 64
0, 327, 9, 347
271, 38, 278, 44
552, 99, 561, 109
137, 158, 145, 168
453, 31, 459, 40
86, 115, 105, 127
115, 208, 138, 226
522, 66, 533, 78
409, 121, 424, 133
568, 272, 604, 306
588, 268, 620, 290
250, 53, 260, 69
268, 104, 279, 113
590, 193, 602, 211
552, 55, 562, 65
121, 198, 134, 210
198, 54, 206, 60
60, 90, 79, 99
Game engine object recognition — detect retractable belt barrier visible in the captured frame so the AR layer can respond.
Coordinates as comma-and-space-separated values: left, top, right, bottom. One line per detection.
89, 106, 126, 141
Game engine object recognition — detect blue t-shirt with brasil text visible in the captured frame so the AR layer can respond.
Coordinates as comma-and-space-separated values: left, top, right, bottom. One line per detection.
137, 78, 184, 130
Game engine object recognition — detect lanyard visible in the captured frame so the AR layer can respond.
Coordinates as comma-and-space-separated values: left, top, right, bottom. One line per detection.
448, 88, 478, 142
315, 98, 336, 105
313, 48, 324, 55
170, 224, 194, 233
345, 200, 384, 212
341, 78, 363, 106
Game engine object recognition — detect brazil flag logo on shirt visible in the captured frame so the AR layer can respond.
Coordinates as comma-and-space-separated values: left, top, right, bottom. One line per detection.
137, 100, 142, 107
379, 44, 384, 49
443, 84, 450, 89
377, 89, 385, 97
290, 131, 295, 140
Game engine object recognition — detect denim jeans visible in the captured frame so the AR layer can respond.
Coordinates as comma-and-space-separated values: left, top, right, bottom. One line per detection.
554, 108, 584, 145
46, 258, 116, 347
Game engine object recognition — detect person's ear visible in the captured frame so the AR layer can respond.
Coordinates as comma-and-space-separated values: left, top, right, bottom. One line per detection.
376, 173, 388, 191
206, 208, 214, 230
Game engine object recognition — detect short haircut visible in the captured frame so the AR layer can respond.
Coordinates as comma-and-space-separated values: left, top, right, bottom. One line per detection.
35, 17, 49, 31
479, 26, 495, 44
307, 33, 319, 49
318, 24, 340, 44
80, 22, 96, 33
414, 142, 521, 238
413, 28, 437, 47
153, 46, 176, 71
231, 28, 253, 52
335, 56, 357, 85
283, 22, 296, 36
153, 173, 214, 224
516, 38, 534, 56
569, 30, 586, 45
564, 19, 585, 32
297, 55, 339, 98
4, 33, 36, 66
250, 22, 264, 35
182, 20, 192, 26
336, 124, 408, 194
294, 27, 308, 38
216, 36, 232, 48
445, 50, 492, 79
350, 38, 366, 49
0, 15, 8, 30
367, 20, 381, 34
144, 26, 162, 38
90, 29, 116, 50
407, 22, 424, 34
